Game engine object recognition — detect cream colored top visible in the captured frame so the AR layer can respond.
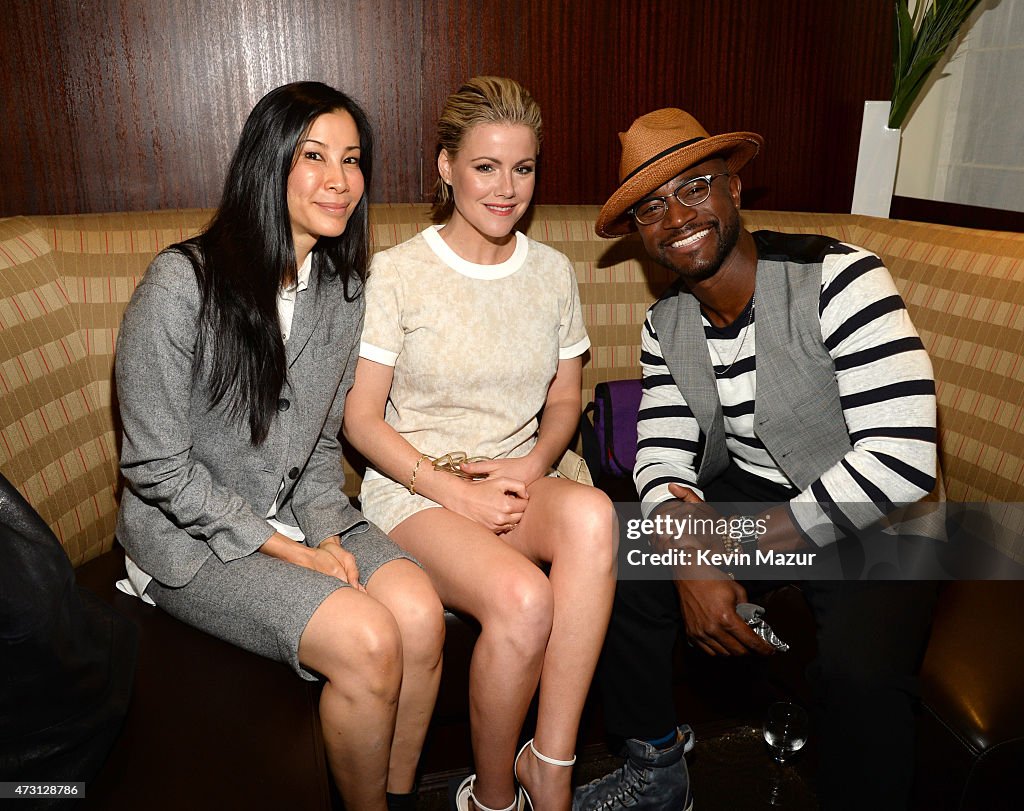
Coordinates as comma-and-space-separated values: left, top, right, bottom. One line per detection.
359, 225, 590, 479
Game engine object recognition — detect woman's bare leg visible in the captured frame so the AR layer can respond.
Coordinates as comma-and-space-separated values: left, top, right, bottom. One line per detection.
392, 509, 554, 811
365, 559, 446, 793
299, 588, 403, 811
504, 478, 618, 811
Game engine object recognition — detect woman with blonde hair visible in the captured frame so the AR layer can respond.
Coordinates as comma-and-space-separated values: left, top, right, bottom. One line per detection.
344, 76, 617, 811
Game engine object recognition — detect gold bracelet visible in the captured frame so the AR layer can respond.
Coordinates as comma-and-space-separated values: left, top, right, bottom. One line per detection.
408, 454, 430, 495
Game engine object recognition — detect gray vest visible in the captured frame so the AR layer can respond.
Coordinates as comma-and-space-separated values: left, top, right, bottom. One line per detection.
650, 244, 853, 491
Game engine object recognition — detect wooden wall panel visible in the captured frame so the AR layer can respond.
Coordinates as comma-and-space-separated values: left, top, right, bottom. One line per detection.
419, 0, 892, 212
0, 0, 421, 214
0, 0, 891, 216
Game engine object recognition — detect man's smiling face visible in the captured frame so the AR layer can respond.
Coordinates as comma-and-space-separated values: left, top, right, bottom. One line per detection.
635, 157, 743, 284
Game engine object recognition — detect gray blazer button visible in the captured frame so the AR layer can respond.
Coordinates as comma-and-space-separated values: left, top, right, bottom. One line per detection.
277, 398, 290, 412
288, 467, 300, 479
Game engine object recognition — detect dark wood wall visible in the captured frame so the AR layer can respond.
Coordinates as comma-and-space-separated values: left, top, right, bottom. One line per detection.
0, 0, 891, 217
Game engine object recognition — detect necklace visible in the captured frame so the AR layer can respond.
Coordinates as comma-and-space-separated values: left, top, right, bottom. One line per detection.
714, 294, 755, 378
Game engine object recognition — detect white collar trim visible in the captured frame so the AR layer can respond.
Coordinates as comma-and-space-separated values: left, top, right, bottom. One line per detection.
423, 225, 527, 279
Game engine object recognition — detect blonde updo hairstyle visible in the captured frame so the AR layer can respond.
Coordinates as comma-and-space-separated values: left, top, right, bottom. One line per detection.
431, 76, 543, 223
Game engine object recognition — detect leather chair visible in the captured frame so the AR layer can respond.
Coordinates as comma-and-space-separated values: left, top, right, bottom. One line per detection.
0, 474, 136, 791
2, 472, 328, 809
913, 580, 1024, 810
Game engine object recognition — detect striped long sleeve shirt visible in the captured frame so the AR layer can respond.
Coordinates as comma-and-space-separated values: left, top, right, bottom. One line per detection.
634, 237, 937, 544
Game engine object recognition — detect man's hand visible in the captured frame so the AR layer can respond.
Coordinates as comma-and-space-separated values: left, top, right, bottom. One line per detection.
651, 484, 722, 553
655, 483, 776, 655
668, 482, 704, 504
675, 575, 777, 657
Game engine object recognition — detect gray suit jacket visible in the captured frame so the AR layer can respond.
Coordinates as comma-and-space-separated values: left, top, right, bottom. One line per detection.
115, 250, 367, 588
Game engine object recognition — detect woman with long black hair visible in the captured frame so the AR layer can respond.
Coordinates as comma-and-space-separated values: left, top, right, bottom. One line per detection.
114, 82, 443, 811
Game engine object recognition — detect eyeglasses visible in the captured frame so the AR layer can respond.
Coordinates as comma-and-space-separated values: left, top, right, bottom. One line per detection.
631, 173, 730, 226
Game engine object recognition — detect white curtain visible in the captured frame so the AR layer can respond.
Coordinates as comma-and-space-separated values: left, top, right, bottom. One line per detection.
932, 0, 1024, 212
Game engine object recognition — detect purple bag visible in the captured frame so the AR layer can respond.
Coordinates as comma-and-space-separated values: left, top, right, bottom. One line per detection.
581, 379, 643, 479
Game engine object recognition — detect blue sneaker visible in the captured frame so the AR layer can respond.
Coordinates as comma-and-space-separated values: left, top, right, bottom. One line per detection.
573, 726, 695, 810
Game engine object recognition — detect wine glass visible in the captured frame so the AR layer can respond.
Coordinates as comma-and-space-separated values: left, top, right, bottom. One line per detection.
762, 701, 809, 805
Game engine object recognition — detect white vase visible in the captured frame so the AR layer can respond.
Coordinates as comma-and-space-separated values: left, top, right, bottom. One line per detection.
851, 101, 901, 218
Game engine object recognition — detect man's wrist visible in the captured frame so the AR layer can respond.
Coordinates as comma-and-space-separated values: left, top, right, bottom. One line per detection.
719, 516, 758, 580
722, 517, 759, 557
650, 497, 725, 555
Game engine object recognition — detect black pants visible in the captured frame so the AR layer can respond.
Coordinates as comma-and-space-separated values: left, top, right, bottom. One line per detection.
598, 466, 937, 810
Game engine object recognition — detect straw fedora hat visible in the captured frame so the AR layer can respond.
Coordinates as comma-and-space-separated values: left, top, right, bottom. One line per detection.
595, 108, 764, 237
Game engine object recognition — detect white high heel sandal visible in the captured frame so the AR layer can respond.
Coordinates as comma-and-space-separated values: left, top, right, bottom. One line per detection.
455, 774, 521, 811
514, 738, 577, 811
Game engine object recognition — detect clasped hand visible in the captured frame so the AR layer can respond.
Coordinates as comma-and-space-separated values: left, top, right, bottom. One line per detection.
260, 532, 365, 590
309, 536, 365, 591
449, 456, 544, 534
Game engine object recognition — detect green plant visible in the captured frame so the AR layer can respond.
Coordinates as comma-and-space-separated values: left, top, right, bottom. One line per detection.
889, 0, 987, 129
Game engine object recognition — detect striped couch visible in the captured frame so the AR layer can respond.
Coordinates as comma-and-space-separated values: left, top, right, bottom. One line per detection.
2, 206, 1022, 808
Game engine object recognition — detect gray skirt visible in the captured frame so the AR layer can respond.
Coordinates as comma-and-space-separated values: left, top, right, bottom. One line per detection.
145, 522, 414, 680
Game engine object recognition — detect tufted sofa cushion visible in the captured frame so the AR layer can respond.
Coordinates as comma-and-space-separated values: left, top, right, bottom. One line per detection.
29, 210, 213, 428
0, 217, 118, 565
850, 221, 1024, 505
4, 207, 1022, 562
742, 215, 1024, 506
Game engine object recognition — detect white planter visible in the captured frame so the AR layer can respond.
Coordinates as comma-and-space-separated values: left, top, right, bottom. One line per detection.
851, 100, 902, 218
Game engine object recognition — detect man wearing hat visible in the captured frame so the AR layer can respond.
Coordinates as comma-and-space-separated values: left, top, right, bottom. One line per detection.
575, 109, 939, 810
